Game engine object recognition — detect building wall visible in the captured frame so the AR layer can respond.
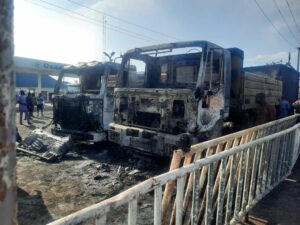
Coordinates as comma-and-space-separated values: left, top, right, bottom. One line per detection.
16, 72, 38, 87
15, 73, 57, 100
15, 56, 68, 100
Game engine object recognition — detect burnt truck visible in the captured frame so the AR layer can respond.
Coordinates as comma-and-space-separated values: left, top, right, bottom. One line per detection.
53, 61, 119, 143
108, 41, 299, 157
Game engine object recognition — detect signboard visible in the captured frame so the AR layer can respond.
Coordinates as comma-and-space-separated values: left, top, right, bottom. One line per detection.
15, 56, 67, 75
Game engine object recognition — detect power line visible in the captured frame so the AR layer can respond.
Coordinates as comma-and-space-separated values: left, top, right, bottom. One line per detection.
28, 0, 160, 44
36, 0, 161, 43
26, 0, 149, 43
26, 0, 102, 27
253, 0, 295, 48
273, 0, 299, 45
67, 0, 181, 42
285, 0, 300, 35
27, 1, 154, 44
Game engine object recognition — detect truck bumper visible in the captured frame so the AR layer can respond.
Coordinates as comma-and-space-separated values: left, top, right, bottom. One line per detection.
52, 128, 106, 143
108, 123, 185, 157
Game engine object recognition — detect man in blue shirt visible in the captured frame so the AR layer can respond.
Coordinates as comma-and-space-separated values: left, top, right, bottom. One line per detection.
278, 96, 290, 118
17, 90, 30, 125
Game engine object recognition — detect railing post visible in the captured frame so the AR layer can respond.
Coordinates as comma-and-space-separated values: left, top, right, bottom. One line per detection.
292, 127, 300, 167
261, 139, 272, 191
283, 132, 292, 175
154, 187, 162, 225
95, 214, 107, 225
267, 139, 277, 188
169, 152, 193, 225
241, 147, 254, 211
255, 142, 266, 199
216, 158, 227, 225
176, 177, 184, 225
162, 150, 182, 224
191, 169, 200, 225
287, 131, 295, 170
248, 144, 260, 207
275, 136, 284, 182
128, 197, 138, 225
205, 164, 214, 225
278, 134, 288, 178
233, 150, 246, 221
225, 154, 237, 224
275, 136, 282, 182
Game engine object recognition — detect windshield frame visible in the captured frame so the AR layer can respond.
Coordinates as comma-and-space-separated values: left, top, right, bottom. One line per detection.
118, 41, 227, 92
54, 62, 120, 94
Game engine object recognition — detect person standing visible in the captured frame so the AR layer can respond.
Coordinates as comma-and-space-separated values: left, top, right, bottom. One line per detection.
36, 93, 44, 117
32, 93, 37, 116
278, 96, 291, 118
254, 93, 276, 125
293, 99, 300, 114
17, 90, 30, 125
26, 92, 34, 119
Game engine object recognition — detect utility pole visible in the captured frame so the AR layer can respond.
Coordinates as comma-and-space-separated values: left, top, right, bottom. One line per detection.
297, 47, 300, 72
0, 1, 17, 225
102, 16, 107, 61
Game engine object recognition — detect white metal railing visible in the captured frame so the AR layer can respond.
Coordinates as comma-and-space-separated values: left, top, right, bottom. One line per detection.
48, 115, 300, 225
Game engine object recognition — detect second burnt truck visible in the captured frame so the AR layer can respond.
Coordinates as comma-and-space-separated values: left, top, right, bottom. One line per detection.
17, 61, 121, 161
108, 41, 298, 157
52, 61, 119, 143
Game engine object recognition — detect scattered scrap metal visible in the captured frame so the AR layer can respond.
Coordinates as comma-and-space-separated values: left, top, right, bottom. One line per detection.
17, 129, 71, 162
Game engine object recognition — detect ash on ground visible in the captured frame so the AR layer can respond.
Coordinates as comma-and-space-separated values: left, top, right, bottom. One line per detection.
17, 104, 169, 225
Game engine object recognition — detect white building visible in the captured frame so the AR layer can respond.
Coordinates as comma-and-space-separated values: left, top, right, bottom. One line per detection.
15, 56, 68, 100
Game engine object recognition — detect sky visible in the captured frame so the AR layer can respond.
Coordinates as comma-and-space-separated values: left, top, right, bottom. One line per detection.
14, 0, 300, 68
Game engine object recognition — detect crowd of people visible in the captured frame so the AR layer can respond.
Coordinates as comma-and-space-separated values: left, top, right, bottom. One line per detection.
254, 93, 294, 125
17, 90, 44, 125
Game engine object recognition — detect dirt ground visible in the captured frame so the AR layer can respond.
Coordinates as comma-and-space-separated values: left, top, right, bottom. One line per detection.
16, 104, 169, 225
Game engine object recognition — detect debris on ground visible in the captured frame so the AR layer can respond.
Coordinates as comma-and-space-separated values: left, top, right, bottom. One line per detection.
17, 129, 71, 162
128, 169, 141, 175
16, 104, 169, 225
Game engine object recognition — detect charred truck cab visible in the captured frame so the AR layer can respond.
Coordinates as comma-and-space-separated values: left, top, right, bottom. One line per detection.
53, 61, 119, 143
108, 41, 232, 156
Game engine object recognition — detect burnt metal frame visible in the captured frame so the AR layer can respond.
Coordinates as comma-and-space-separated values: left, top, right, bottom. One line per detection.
118, 41, 227, 89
